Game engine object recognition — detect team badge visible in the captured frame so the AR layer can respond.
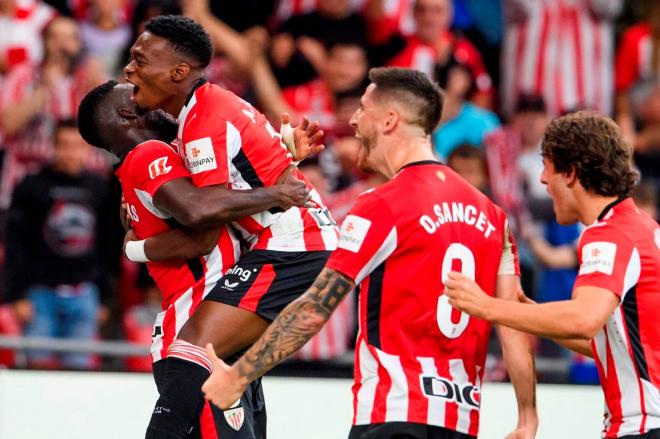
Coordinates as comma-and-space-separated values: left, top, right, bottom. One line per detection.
224, 406, 245, 431
148, 157, 172, 179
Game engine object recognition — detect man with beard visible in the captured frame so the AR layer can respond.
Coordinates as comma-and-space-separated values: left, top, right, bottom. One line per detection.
78, 80, 319, 438
202, 67, 538, 439
120, 14, 338, 438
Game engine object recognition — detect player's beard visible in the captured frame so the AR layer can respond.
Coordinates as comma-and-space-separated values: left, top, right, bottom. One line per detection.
356, 134, 376, 173
144, 109, 179, 143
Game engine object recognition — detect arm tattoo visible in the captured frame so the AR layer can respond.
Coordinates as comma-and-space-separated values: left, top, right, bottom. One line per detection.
235, 268, 354, 382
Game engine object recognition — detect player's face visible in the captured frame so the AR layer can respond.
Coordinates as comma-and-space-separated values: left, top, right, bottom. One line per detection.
350, 84, 381, 173
124, 32, 179, 113
414, 0, 452, 43
540, 157, 579, 225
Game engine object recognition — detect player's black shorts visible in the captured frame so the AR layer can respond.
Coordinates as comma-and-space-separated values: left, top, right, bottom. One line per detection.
621, 429, 660, 439
153, 359, 266, 439
348, 422, 476, 439
205, 249, 332, 321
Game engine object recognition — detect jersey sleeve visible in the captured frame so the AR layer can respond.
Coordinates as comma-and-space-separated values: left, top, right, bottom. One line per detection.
573, 224, 637, 298
326, 191, 398, 285
181, 108, 231, 188
128, 141, 190, 197
497, 219, 521, 276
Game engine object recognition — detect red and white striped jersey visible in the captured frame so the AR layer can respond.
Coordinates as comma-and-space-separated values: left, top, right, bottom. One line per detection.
176, 80, 339, 253
0, 0, 55, 71
615, 23, 657, 93
500, 0, 622, 117
115, 140, 241, 363
574, 198, 660, 438
325, 161, 519, 435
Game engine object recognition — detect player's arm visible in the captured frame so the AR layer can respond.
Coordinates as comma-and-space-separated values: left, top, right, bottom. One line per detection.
494, 274, 538, 438
445, 277, 620, 339
124, 226, 220, 262
152, 174, 309, 229
201, 268, 355, 409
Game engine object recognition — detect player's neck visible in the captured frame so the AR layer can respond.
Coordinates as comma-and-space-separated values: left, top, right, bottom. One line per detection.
163, 74, 205, 119
576, 191, 621, 225
382, 135, 435, 179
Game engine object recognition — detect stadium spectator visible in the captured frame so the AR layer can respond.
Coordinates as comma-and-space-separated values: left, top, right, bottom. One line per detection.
4, 119, 113, 369
445, 111, 660, 439
446, 143, 490, 196
432, 61, 499, 161
0, 0, 56, 74
632, 180, 658, 220
628, 79, 660, 185
203, 67, 538, 439
369, 0, 494, 108
79, 0, 131, 77
500, 0, 623, 118
270, 0, 368, 87
0, 15, 106, 210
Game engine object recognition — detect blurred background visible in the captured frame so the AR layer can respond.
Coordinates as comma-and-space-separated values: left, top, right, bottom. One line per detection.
0, 0, 657, 387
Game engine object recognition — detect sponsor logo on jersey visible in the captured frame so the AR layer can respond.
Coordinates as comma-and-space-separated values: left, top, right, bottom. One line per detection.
148, 156, 172, 179
185, 137, 217, 174
338, 214, 371, 253
421, 376, 480, 408
579, 241, 617, 275
224, 406, 245, 431
220, 266, 258, 290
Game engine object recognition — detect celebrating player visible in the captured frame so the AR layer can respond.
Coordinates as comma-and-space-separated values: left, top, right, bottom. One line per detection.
202, 67, 538, 439
78, 80, 319, 437
444, 111, 660, 439
120, 15, 338, 438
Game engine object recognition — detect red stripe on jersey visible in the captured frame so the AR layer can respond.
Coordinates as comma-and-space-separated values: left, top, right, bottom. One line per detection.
302, 209, 326, 250
436, 356, 455, 430
401, 356, 428, 424
159, 306, 177, 360
200, 401, 219, 439
238, 265, 276, 313
605, 327, 623, 438
218, 232, 238, 270
370, 349, 392, 424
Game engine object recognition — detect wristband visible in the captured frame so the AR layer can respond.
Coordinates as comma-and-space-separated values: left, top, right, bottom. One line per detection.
125, 239, 150, 262
280, 122, 297, 161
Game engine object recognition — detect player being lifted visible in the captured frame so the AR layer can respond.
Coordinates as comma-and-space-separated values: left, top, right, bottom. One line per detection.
78, 80, 323, 437
115, 14, 338, 439
444, 112, 660, 439
202, 67, 538, 439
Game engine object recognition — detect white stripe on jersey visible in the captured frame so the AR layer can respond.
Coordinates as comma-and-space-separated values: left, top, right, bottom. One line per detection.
177, 93, 197, 139
622, 248, 641, 301
355, 337, 379, 424
311, 188, 339, 251
267, 207, 306, 251
375, 349, 409, 422
174, 287, 194, 334
417, 357, 446, 426
226, 120, 243, 185
150, 310, 167, 361
355, 227, 397, 285
449, 359, 475, 433
134, 188, 170, 219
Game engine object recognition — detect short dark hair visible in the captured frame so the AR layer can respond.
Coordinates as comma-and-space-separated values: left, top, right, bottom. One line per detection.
515, 94, 547, 114
447, 144, 484, 162
145, 15, 212, 68
78, 80, 119, 150
53, 118, 79, 144
368, 67, 444, 135
541, 111, 639, 197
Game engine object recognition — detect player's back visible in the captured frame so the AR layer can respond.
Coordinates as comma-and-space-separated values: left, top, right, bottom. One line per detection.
346, 161, 514, 435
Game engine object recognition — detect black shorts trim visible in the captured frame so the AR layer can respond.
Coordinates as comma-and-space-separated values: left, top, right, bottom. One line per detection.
348, 422, 476, 439
205, 250, 331, 321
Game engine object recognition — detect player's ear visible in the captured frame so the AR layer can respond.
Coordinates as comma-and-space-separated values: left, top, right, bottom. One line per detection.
172, 63, 191, 82
383, 110, 399, 134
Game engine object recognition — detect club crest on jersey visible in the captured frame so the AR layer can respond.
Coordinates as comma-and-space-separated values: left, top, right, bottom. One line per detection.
338, 214, 371, 253
579, 241, 616, 275
224, 406, 245, 431
185, 137, 216, 174
148, 157, 172, 179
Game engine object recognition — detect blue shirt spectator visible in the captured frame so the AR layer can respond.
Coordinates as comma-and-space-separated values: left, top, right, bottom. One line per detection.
432, 102, 500, 161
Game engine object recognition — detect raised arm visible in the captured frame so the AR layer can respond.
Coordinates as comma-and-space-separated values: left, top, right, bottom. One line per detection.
494, 274, 538, 439
201, 268, 355, 409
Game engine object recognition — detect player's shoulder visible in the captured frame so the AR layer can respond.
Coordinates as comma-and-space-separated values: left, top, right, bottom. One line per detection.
578, 219, 633, 250
129, 140, 177, 158
195, 81, 241, 109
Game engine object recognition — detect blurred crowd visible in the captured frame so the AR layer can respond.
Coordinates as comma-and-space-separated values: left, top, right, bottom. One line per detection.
0, 0, 657, 382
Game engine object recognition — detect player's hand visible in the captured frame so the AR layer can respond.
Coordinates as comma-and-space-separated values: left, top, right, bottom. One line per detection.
202, 344, 249, 410
280, 113, 324, 162
443, 271, 494, 320
273, 172, 312, 210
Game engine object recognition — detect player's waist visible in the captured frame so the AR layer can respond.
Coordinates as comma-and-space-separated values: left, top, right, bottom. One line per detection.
146, 260, 221, 300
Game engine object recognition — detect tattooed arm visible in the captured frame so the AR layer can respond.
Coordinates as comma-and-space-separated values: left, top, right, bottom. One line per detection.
202, 268, 355, 409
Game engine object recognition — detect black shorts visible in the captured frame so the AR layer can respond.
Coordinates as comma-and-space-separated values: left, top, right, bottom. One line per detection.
621, 429, 660, 439
153, 359, 266, 439
205, 250, 332, 322
348, 423, 476, 439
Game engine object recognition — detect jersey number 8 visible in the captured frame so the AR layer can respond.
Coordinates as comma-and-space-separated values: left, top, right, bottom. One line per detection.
438, 243, 475, 339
